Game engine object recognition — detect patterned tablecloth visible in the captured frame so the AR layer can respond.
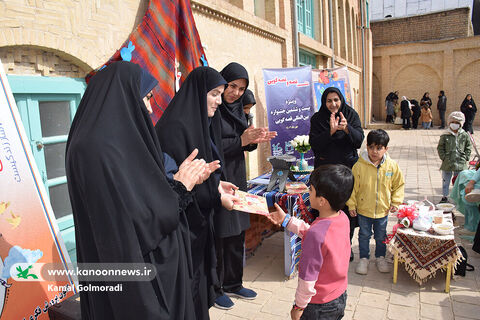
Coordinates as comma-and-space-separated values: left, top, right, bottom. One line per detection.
247, 172, 313, 277
388, 215, 462, 284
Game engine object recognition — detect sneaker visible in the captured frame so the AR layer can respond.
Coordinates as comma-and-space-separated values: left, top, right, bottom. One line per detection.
376, 256, 390, 273
465, 189, 480, 203
439, 197, 449, 203
214, 294, 234, 310
355, 258, 369, 275
226, 287, 257, 300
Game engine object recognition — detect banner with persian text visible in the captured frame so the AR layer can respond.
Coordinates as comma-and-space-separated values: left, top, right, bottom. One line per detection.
263, 66, 314, 166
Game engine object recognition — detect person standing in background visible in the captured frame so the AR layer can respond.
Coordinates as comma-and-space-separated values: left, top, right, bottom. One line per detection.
461, 94, 477, 134
437, 91, 447, 129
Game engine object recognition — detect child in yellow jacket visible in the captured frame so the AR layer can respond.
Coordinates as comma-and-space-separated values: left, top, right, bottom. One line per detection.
346, 129, 405, 275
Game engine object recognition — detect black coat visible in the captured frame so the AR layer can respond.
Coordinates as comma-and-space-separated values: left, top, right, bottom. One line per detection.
214, 63, 255, 237
401, 100, 412, 118
437, 95, 447, 111
66, 61, 195, 320
461, 96, 477, 119
155, 66, 227, 320
309, 87, 364, 169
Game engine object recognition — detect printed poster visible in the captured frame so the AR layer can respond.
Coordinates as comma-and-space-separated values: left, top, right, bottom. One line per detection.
312, 66, 352, 110
263, 66, 315, 165
232, 191, 269, 216
0, 60, 75, 319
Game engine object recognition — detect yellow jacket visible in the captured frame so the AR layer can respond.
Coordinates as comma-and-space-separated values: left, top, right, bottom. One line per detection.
346, 150, 405, 219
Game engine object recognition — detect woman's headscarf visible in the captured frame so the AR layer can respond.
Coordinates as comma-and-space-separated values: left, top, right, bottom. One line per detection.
318, 87, 351, 118
315, 87, 362, 142
310, 86, 364, 168
155, 66, 227, 210
219, 62, 250, 131
242, 89, 256, 106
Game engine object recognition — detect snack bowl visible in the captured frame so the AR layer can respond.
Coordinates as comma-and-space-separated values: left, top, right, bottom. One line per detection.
433, 223, 454, 235
436, 203, 455, 212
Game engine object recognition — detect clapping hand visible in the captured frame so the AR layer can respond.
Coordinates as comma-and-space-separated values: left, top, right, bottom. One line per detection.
330, 112, 348, 135
241, 126, 277, 145
338, 112, 349, 133
174, 149, 208, 191
175, 149, 220, 190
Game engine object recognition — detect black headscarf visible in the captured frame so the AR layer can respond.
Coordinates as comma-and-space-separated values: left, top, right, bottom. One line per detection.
219, 62, 249, 131
309, 87, 364, 168
66, 61, 193, 319
242, 89, 256, 106
242, 89, 256, 126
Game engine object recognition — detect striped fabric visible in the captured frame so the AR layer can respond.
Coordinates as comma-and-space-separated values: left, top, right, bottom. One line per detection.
86, 0, 206, 124
248, 173, 313, 277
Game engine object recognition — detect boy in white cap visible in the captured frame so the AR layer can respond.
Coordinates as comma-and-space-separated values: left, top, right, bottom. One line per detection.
437, 111, 472, 203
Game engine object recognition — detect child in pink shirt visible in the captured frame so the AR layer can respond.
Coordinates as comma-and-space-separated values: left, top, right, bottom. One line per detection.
269, 164, 354, 320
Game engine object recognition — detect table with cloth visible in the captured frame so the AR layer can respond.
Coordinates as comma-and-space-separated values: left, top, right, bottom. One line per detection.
246, 172, 314, 277
388, 213, 462, 292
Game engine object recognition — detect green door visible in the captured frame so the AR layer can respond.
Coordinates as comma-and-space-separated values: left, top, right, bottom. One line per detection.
8, 75, 86, 263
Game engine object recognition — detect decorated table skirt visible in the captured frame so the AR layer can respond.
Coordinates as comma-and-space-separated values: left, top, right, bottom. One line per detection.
247, 172, 312, 277
388, 227, 462, 284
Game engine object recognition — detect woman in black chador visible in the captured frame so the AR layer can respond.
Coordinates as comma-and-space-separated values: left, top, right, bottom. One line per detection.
309, 87, 364, 260
66, 61, 209, 319
461, 94, 477, 134
155, 66, 238, 320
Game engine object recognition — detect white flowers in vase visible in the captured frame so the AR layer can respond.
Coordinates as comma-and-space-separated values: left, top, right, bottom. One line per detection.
290, 135, 311, 153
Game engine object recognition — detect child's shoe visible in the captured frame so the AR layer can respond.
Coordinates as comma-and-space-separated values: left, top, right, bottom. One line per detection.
355, 258, 369, 275
376, 256, 390, 273
465, 189, 480, 203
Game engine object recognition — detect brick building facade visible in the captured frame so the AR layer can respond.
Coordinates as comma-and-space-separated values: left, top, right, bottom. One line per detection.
371, 7, 480, 126
0, 0, 372, 178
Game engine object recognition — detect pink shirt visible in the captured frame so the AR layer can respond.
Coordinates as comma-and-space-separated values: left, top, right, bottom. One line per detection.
287, 211, 350, 307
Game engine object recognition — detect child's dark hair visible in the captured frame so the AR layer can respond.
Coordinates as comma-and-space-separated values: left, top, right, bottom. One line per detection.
367, 129, 390, 147
309, 164, 354, 211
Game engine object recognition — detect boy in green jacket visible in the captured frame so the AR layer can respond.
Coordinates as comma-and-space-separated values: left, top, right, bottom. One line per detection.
347, 129, 405, 275
437, 111, 472, 203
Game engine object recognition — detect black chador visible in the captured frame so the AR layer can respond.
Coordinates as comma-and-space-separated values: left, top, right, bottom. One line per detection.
66, 61, 195, 319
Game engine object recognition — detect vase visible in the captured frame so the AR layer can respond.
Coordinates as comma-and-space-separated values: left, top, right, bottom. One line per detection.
297, 152, 308, 171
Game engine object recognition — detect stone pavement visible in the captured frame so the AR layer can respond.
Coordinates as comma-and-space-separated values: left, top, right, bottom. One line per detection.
210, 128, 480, 320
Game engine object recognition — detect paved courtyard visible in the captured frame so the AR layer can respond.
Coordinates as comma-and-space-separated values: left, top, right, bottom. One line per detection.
210, 128, 480, 320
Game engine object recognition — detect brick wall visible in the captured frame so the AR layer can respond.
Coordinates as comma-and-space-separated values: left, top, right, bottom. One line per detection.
372, 36, 480, 126
371, 7, 473, 46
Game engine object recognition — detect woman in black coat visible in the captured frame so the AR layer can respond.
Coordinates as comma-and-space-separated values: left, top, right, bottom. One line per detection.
400, 96, 412, 129
309, 87, 364, 260
410, 99, 421, 129
66, 61, 209, 320
213, 63, 275, 309
461, 94, 477, 134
